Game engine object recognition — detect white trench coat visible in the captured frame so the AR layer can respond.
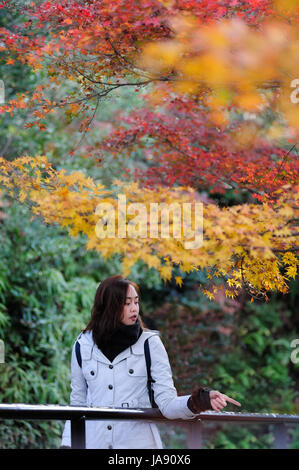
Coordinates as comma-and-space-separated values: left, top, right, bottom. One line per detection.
61, 329, 198, 449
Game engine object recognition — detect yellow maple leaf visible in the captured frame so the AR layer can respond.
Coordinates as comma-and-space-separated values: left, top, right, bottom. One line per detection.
285, 265, 297, 279
225, 290, 236, 299
175, 276, 183, 287
203, 290, 215, 301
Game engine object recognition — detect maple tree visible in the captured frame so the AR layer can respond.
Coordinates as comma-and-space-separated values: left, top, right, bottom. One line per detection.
99, 95, 298, 201
0, 0, 297, 137
0, 155, 297, 302
0, 0, 298, 301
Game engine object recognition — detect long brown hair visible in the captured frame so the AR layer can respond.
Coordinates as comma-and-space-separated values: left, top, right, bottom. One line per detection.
83, 275, 145, 348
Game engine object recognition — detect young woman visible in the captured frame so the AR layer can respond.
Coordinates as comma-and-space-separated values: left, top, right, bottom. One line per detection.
61, 275, 241, 449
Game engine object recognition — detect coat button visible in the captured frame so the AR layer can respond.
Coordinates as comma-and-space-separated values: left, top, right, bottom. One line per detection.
129, 369, 134, 374
90, 370, 95, 376
109, 365, 113, 369
108, 384, 113, 390
107, 425, 112, 430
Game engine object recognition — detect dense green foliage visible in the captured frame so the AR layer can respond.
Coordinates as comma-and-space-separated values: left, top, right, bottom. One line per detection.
0, 201, 99, 447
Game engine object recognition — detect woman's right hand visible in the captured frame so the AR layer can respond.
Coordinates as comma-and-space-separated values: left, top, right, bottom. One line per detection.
209, 390, 241, 411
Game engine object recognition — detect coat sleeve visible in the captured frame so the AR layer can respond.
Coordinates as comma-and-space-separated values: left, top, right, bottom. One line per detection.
60, 341, 88, 447
149, 334, 199, 420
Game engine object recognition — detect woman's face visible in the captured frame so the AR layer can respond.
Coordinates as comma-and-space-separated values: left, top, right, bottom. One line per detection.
121, 284, 140, 326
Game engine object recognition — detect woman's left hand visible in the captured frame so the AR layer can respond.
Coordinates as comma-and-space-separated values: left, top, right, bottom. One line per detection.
209, 390, 241, 412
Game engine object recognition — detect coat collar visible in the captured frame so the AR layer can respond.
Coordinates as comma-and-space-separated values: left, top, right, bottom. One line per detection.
131, 330, 160, 355
79, 329, 159, 365
93, 345, 131, 365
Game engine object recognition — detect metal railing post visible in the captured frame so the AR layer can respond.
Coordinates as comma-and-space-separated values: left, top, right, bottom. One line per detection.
187, 420, 202, 449
71, 415, 86, 449
273, 423, 288, 449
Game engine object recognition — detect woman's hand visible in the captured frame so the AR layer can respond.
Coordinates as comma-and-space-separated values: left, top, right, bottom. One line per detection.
209, 390, 241, 412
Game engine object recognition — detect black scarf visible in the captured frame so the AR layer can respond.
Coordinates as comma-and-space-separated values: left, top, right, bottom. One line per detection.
99, 321, 143, 362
